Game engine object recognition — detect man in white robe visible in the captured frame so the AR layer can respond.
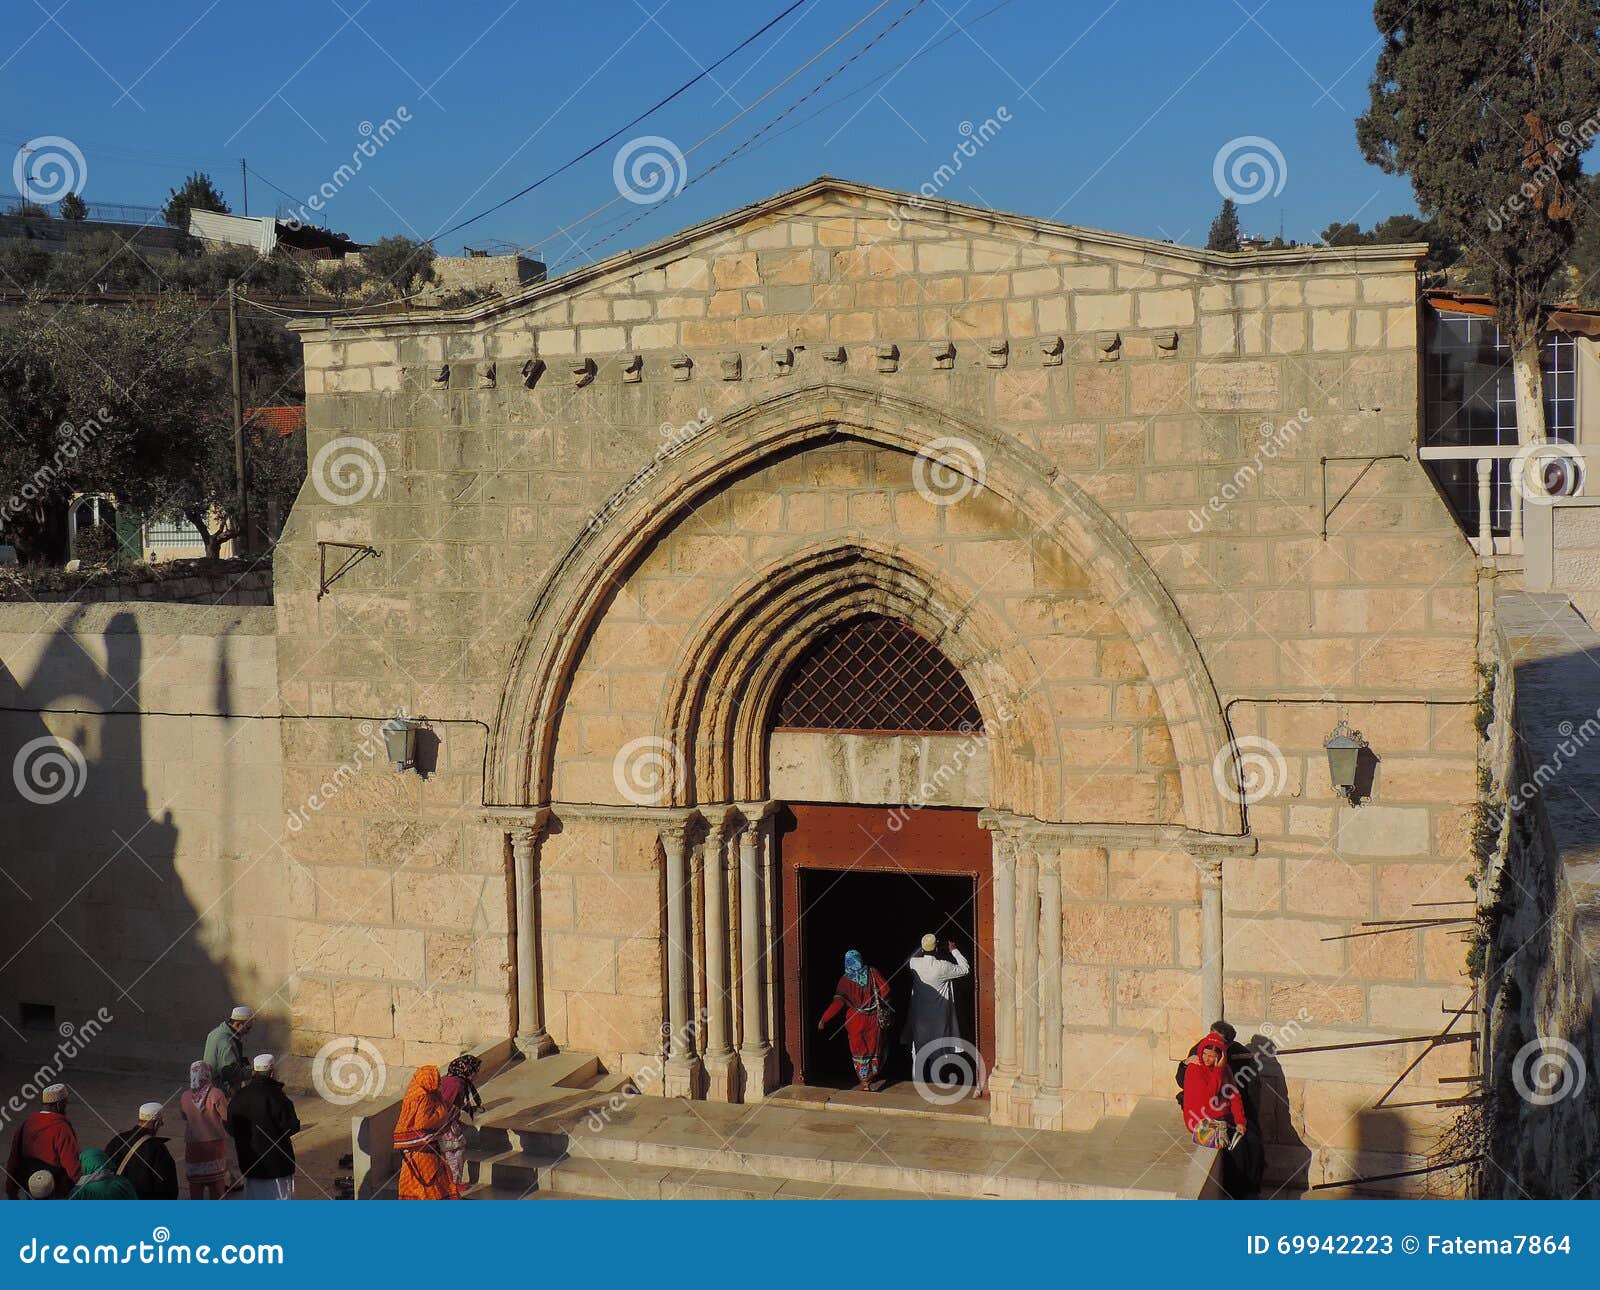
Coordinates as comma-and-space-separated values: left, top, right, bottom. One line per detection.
903, 933, 970, 1068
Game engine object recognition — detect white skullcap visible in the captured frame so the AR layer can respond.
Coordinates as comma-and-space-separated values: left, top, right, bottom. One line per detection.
230, 1005, 255, 1022
41, 1083, 67, 1103
26, 1171, 55, 1198
252, 1053, 276, 1072
138, 1102, 163, 1122
921, 933, 938, 953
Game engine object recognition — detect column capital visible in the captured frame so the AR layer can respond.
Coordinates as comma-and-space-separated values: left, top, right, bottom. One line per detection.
734, 800, 780, 831
482, 806, 552, 843
1190, 853, 1224, 888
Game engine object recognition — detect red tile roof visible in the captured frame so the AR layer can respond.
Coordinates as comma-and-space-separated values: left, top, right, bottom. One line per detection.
245, 405, 306, 436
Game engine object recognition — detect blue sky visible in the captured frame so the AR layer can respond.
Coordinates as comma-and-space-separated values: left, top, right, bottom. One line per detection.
1, 0, 1420, 263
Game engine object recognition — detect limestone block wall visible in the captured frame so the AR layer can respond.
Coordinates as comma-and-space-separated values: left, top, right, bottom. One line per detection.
275, 715, 513, 1078
1480, 593, 1600, 1197
0, 604, 287, 1069
271, 180, 1482, 1170
769, 731, 989, 806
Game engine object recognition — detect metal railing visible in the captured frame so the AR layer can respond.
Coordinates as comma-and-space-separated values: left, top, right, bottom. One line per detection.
1418, 445, 1525, 555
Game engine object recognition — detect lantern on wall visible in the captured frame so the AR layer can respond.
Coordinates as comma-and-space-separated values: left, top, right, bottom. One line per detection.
383, 708, 418, 773
1323, 719, 1366, 804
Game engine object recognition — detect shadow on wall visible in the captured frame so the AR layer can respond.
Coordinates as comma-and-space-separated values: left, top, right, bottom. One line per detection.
1250, 1037, 1312, 1199
0, 609, 236, 1078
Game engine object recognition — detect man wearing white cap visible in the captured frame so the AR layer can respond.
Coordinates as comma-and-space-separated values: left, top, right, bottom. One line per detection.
227, 1054, 300, 1199
105, 1102, 179, 1201
204, 1005, 255, 1095
903, 933, 971, 1071
4, 1084, 80, 1199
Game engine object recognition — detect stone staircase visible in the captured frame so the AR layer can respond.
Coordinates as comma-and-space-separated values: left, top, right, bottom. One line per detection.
461, 1063, 1196, 1199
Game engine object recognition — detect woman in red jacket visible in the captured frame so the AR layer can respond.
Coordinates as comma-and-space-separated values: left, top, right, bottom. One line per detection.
1182, 1031, 1247, 1143
817, 950, 893, 1091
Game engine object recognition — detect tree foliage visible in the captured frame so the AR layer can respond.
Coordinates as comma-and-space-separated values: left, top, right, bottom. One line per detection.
0, 298, 306, 562
359, 234, 438, 300
1318, 213, 1461, 271
1356, 0, 1600, 442
1206, 198, 1242, 252
57, 192, 88, 221
163, 170, 230, 230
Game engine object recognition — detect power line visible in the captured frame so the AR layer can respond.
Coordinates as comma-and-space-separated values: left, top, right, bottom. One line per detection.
550, 0, 982, 265
549, 0, 934, 271
511, 0, 908, 267
434, 0, 810, 242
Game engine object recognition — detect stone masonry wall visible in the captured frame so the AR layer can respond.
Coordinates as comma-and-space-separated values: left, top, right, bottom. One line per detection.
271, 180, 1479, 1177
0, 604, 286, 1070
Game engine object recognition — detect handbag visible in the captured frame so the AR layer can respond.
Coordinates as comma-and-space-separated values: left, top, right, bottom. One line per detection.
1192, 1118, 1230, 1150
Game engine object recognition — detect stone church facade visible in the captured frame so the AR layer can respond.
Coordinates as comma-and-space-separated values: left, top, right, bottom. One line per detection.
271, 178, 1477, 1186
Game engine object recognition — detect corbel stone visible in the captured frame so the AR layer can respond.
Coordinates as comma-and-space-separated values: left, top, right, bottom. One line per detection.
571, 357, 597, 387
622, 353, 643, 383
875, 343, 899, 373
719, 352, 742, 381
670, 353, 694, 381
770, 345, 795, 376
430, 363, 450, 390
520, 357, 546, 389
985, 340, 1009, 369
477, 361, 496, 389
1039, 335, 1064, 367
929, 340, 956, 371
1096, 331, 1122, 362
1155, 330, 1180, 356
821, 344, 847, 365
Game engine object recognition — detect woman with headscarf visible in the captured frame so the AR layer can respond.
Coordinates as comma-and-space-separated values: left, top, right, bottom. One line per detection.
392, 1066, 461, 1200
436, 1054, 484, 1190
816, 950, 893, 1091
179, 1060, 231, 1199
65, 1148, 136, 1200
1181, 1031, 1248, 1145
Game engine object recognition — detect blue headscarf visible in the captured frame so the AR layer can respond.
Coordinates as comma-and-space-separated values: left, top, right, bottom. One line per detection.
843, 950, 868, 987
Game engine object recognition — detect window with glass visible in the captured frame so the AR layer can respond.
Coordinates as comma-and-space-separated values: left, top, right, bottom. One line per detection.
1423, 311, 1576, 533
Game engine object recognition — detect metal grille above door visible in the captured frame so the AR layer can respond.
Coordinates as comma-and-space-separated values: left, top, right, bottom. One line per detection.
772, 614, 983, 734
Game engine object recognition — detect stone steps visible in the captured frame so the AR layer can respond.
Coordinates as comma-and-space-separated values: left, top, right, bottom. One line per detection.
467, 1150, 937, 1200
470, 1088, 1189, 1200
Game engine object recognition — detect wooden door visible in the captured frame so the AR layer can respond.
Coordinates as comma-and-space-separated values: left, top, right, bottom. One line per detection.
776, 803, 993, 1088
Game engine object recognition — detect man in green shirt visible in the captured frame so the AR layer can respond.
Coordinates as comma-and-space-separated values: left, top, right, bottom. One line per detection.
203, 1005, 255, 1095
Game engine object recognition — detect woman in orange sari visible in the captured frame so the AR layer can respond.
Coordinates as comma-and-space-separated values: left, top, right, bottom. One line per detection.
392, 1066, 460, 1200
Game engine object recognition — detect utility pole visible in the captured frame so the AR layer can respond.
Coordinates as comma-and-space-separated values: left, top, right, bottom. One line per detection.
240, 158, 249, 217
227, 279, 250, 557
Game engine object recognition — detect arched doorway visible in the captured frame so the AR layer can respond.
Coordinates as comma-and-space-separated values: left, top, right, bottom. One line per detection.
765, 615, 994, 1093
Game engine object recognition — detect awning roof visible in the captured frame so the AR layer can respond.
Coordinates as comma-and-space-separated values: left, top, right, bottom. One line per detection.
1424, 288, 1600, 339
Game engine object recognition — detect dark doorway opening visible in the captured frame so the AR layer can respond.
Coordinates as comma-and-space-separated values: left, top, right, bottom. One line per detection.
799, 868, 978, 1088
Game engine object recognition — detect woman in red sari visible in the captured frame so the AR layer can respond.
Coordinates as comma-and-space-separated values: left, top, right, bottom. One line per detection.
392, 1065, 460, 1200
817, 949, 893, 1091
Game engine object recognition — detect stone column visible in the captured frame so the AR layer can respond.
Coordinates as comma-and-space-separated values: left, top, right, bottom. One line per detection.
701, 810, 738, 1101
1194, 850, 1225, 1026
736, 801, 778, 1100
661, 814, 703, 1098
1475, 457, 1494, 554
1014, 837, 1041, 1118
987, 827, 1020, 1120
498, 810, 554, 1057
1033, 848, 1064, 1130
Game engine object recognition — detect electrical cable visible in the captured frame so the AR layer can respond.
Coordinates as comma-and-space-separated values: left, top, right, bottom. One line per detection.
547, 0, 933, 272
434, 0, 810, 241
505, 0, 908, 267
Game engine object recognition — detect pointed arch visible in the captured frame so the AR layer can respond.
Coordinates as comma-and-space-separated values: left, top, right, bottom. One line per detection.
658, 539, 1053, 814
488, 381, 1237, 834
